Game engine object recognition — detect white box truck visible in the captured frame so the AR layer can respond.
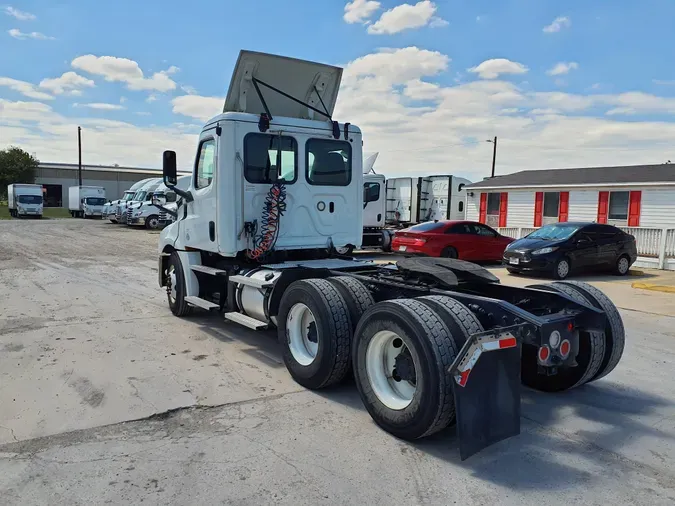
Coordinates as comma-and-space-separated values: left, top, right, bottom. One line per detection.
68, 186, 106, 218
7, 184, 43, 218
153, 49, 626, 461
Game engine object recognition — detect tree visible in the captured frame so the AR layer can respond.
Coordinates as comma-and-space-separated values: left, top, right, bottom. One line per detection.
0, 146, 39, 198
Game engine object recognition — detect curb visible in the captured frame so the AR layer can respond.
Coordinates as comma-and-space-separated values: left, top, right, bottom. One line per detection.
628, 270, 644, 276
631, 282, 675, 294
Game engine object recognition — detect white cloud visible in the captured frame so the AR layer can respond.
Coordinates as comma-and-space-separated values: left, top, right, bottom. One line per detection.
4, 6, 36, 20
546, 62, 579, 76
71, 55, 177, 92
344, 0, 380, 24
39, 72, 95, 95
120, 96, 127, 104
180, 84, 197, 95
543, 16, 571, 33
8, 28, 55, 40
146, 94, 158, 103
73, 102, 126, 110
171, 95, 224, 121
0, 77, 53, 100
344, 47, 449, 83
368, 1, 445, 35
468, 59, 528, 79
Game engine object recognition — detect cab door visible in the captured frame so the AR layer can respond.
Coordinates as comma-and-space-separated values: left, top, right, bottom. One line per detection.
183, 130, 218, 251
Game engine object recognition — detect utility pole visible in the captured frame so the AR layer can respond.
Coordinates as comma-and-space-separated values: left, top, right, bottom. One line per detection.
489, 136, 498, 178
77, 126, 82, 186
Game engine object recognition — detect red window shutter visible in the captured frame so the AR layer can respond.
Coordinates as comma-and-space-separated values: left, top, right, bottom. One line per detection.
534, 192, 544, 227
479, 193, 487, 224
597, 191, 609, 223
628, 191, 641, 226
558, 192, 569, 222
498, 192, 508, 227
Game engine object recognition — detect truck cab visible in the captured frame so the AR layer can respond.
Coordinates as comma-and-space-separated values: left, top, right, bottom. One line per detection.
7, 184, 44, 218
361, 168, 394, 251
159, 50, 362, 260
120, 178, 162, 224
112, 178, 158, 223
128, 176, 190, 229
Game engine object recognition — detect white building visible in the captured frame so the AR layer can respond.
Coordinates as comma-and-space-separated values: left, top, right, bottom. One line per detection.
465, 163, 675, 270
35, 162, 190, 207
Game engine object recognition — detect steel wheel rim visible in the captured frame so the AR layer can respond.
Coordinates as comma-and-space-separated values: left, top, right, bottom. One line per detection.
167, 264, 177, 303
287, 303, 318, 366
335, 246, 351, 255
366, 330, 416, 410
149, 217, 159, 228
558, 260, 569, 278
618, 257, 629, 274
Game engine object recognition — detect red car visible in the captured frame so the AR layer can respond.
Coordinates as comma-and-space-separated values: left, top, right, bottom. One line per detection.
391, 220, 514, 261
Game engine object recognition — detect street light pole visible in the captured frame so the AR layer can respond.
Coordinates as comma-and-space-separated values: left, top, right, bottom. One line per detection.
77, 126, 82, 186
486, 136, 497, 178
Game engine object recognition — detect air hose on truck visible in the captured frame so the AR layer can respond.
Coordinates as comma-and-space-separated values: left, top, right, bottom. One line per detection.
246, 182, 287, 260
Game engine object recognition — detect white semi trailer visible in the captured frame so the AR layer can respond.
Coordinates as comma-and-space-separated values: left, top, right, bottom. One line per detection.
385, 175, 471, 226
7, 183, 43, 218
68, 186, 106, 218
155, 50, 626, 460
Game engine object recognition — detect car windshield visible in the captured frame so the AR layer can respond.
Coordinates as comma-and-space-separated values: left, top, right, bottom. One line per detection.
408, 221, 446, 232
86, 197, 106, 206
18, 195, 42, 204
527, 224, 581, 240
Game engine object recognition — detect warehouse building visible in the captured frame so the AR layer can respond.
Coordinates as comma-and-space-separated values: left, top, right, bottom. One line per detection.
35, 163, 190, 207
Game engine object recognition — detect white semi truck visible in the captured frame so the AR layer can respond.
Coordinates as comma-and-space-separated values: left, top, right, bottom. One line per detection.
127, 176, 190, 229
68, 186, 106, 218
155, 50, 626, 460
7, 183, 43, 218
105, 178, 156, 223
385, 175, 471, 226
114, 178, 162, 224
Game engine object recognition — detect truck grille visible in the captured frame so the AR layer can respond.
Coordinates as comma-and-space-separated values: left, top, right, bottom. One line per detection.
127, 207, 133, 222
159, 210, 167, 222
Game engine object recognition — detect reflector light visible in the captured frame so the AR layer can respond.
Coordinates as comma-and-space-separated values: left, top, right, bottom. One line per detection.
567, 322, 574, 332
560, 340, 571, 358
538, 346, 550, 362
499, 336, 517, 349
549, 330, 561, 349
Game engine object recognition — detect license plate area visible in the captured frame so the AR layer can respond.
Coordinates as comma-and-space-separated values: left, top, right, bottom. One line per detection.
509, 257, 519, 265
398, 245, 407, 252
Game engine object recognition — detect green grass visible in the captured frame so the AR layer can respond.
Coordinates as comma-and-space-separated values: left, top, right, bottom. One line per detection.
0, 204, 72, 220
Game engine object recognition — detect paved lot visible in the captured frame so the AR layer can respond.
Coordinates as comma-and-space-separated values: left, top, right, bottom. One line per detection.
1, 219, 675, 505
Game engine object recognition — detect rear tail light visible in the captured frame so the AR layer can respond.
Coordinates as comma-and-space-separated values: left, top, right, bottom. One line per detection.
412, 238, 427, 246
559, 340, 571, 359
538, 346, 550, 362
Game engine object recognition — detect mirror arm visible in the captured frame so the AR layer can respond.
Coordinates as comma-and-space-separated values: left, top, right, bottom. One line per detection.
151, 203, 177, 218
163, 179, 194, 203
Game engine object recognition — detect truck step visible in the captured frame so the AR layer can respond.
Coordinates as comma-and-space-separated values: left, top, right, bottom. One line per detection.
191, 265, 227, 276
224, 312, 268, 330
184, 296, 219, 310
229, 275, 274, 289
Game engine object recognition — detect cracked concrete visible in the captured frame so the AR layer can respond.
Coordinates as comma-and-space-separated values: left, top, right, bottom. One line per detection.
1, 219, 675, 505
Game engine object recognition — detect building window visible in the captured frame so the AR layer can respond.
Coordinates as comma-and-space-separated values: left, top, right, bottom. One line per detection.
486, 193, 501, 215
306, 139, 352, 186
244, 133, 298, 184
195, 139, 215, 189
543, 192, 560, 217
608, 191, 629, 220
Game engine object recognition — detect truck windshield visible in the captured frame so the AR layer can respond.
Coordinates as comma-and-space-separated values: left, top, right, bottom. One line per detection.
134, 191, 147, 201
18, 195, 42, 204
123, 192, 135, 201
85, 197, 106, 206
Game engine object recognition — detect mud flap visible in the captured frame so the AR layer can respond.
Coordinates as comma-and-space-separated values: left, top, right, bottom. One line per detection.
448, 327, 523, 460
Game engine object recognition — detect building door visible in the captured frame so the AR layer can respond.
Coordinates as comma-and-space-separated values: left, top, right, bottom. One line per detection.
42, 184, 62, 207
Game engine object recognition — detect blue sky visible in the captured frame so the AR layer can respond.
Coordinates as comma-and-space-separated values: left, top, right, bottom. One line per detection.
2, 1, 674, 179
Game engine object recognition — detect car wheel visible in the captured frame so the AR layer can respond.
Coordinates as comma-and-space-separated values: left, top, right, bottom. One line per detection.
506, 267, 519, 275
553, 257, 570, 280
615, 255, 630, 276
441, 246, 458, 259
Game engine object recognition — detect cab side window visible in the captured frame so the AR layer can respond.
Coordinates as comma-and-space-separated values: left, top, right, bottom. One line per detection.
195, 139, 216, 189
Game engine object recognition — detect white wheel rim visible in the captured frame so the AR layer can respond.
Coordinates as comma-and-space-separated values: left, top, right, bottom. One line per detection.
618, 257, 629, 274
365, 331, 416, 410
287, 303, 318, 366
335, 246, 350, 255
168, 265, 177, 303
149, 218, 158, 228
558, 260, 569, 278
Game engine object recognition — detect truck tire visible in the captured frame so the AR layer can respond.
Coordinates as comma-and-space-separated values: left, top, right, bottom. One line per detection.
522, 282, 605, 392
167, 251, 193, 317
328, 276, 375, 330
553, 281, 625, 382
146, 215, 160, 230
277, 279, 352, 390
352, 299, 458, 440
416, 295, 483, 348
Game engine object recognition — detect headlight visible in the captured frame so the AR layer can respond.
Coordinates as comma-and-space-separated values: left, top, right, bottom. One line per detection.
505, 242, 515, 250
532, 246, 558, 255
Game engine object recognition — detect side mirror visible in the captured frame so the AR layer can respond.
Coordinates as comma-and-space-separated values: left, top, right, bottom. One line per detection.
163, 150, 178, 186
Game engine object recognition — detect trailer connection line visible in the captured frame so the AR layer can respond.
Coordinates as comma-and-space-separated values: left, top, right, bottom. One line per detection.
247, 182, 287, 260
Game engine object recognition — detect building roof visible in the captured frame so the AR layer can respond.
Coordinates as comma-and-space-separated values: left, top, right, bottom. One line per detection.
39, 162, 191, 176
466, 163, 675, 190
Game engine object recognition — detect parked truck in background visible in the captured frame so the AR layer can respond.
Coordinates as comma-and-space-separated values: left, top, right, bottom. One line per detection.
68, 186, 106, 218
115, 178, 162, 224
7, 184, 43, 218
386, 175, 470, 226
127, 176, 190, 229
105, 178, 156, 223
155, 50, 627, 461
